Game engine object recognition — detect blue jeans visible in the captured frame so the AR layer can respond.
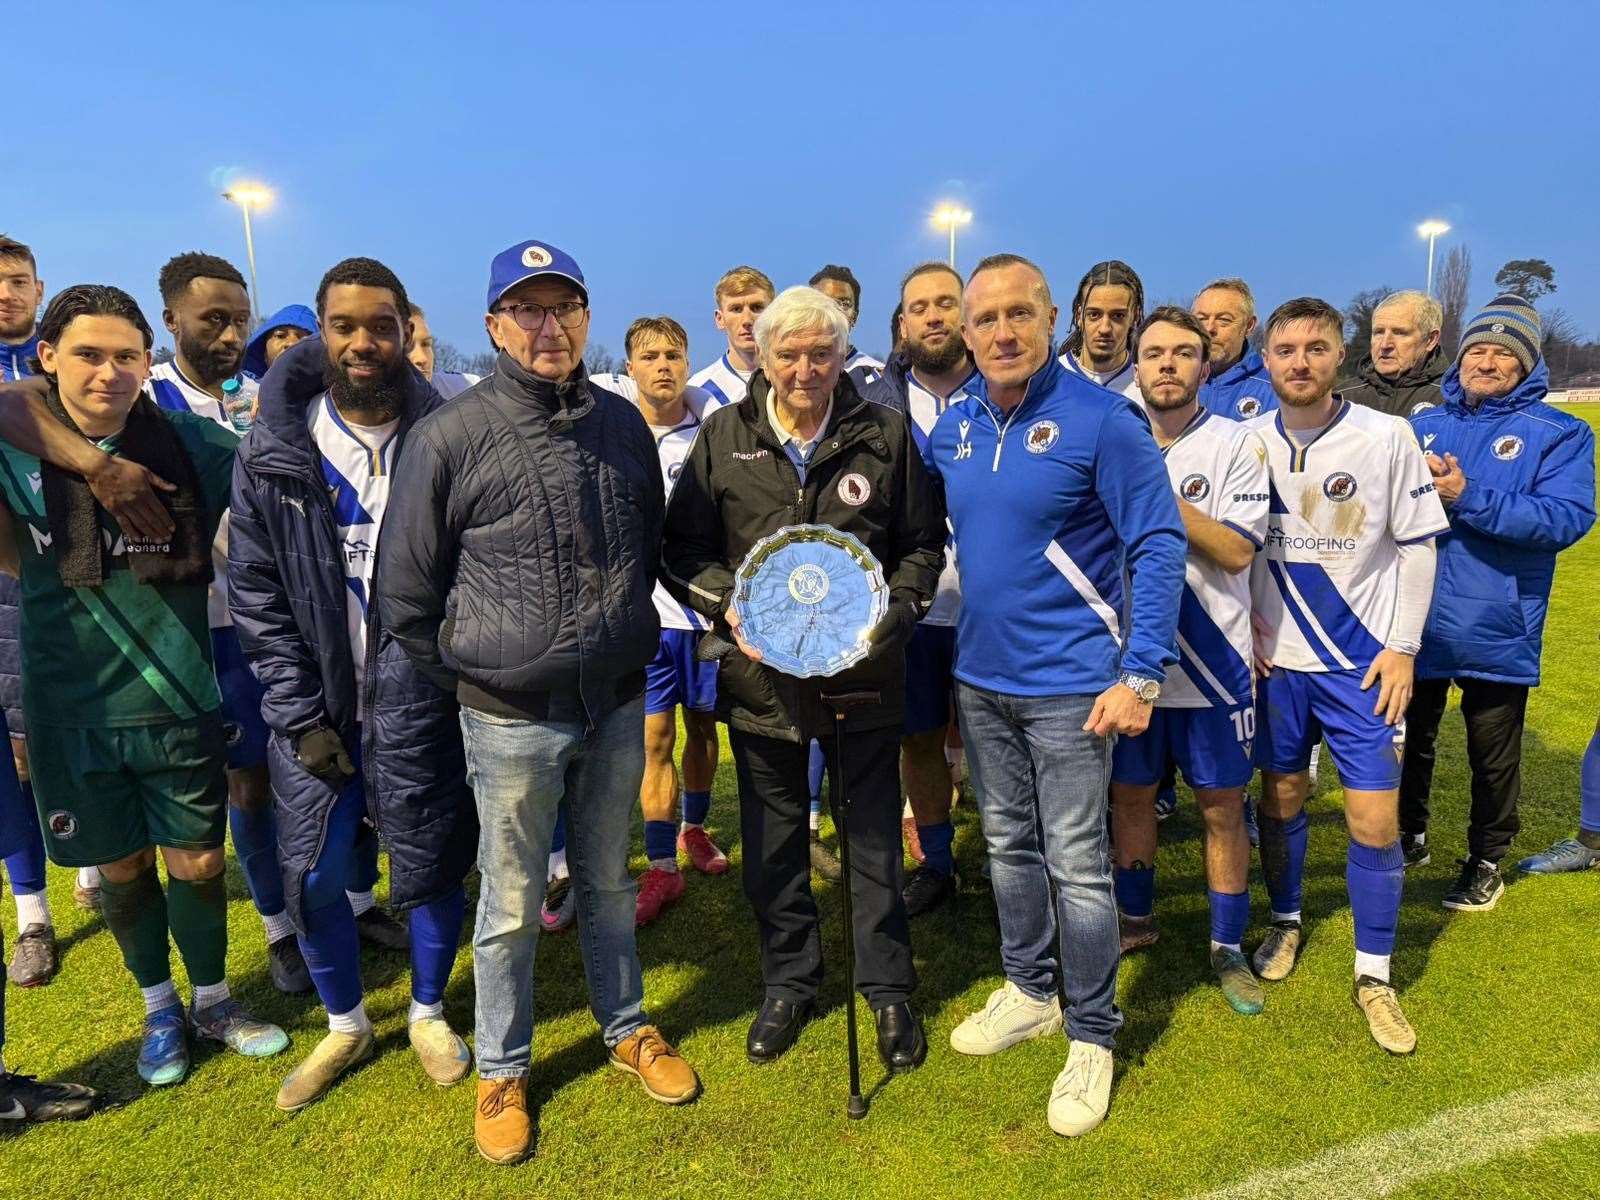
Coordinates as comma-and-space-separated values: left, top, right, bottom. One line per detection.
461, 697, 648, 1078
956, 682, 1122, 1049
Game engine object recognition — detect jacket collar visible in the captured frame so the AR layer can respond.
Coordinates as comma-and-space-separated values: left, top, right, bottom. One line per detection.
492, 352, 596, 424
245, 335, 440, 476
1440, 356, 1550, 414
1357, 343, 1447, 393
0, 331, 39, 380
740, 370, 870, 449
970, 350, 1064, 426
1212, 347, 1265, 386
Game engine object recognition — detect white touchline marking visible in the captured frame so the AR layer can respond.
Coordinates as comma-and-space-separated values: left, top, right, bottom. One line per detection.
1188, 1068, 1600, 1200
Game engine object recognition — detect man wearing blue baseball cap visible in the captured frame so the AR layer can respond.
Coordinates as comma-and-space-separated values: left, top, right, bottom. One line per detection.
379, 239, 700, 1165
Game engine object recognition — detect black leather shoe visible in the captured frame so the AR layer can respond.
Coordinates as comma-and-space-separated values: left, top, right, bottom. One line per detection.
747, 998, 814, 1063
874, 1001, 927, 1073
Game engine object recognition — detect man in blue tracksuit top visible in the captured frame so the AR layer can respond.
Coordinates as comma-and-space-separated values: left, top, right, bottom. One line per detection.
1402, 295, 1596, 904
1193, 278, 1278, 421
925, 253, 1185, 1139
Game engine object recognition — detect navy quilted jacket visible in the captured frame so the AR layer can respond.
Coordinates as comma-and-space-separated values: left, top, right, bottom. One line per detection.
228, 336, 476, 927
377, 354, 664, 723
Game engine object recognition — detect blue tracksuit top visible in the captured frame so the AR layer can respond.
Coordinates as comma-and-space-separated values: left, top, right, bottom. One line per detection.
1198, 347, 1278, 421
1410, 358, 1595, 686
923, 353, 1185, 696
1, 332, 38, 382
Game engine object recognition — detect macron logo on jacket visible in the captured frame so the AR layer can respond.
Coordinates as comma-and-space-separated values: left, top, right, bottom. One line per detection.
924, 354, 1186, 698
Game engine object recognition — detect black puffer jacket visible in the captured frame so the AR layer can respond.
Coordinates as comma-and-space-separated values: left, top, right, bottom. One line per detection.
378, 354, 664, 724
661, 371, 945, 741
230, 336, 477, 927
1340, 343, 1447, 418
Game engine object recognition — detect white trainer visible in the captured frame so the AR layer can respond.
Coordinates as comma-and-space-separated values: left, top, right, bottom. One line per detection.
949, 980, 1063, 1056
1047, 1040, 1114, 1137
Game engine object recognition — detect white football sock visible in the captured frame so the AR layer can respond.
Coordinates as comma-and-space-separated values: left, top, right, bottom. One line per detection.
1271, 909, 1302, 926
328, 1002, 372, 1035
262, 910, 296, 943
13, 891, 49, 929
192, 980, 230, 1011
547, 847, 568, 882
346, 889, 375, 917
1210, 939, 1242, 954
408, 999, 444, 1024
142, 980, 180, 1015
1355, 952, 1391, 983
77, 866, 101, 889
809, 808, 821, 833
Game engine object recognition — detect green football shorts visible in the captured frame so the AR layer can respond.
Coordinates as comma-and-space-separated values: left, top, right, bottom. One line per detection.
27, 714, 228, 867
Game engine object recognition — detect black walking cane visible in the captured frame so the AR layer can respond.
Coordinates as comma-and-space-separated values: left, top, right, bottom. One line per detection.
819, 688, 881, 1121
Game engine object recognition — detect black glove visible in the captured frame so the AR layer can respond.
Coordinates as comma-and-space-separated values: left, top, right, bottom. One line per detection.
865, 601, 918, 662
294, 725, 355, 785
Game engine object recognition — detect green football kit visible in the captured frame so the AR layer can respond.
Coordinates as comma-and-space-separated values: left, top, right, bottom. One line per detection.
0, 412, 240, 866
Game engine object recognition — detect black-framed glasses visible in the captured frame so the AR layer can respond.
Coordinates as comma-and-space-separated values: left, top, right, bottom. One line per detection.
494, 300, 588, 331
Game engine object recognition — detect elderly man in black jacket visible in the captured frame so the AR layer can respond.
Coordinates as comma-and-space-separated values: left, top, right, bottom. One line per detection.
1341, 289, 1448, 418
378, 239, 700, 1167
662, 285, 945, 1072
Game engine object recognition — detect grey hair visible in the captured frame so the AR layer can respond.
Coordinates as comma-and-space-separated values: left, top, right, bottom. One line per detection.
1375, 289, 1443, 338
754, 285, 850, 362
1195, 277, 1255, 319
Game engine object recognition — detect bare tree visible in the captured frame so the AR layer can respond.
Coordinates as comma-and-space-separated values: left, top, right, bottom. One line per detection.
466, 351, 498, 376
433, 341, 471, 373
1541, 307, 1584, 383
152, 345, 175, 365
1436, 245, 1472, 358
1343, 287, 1394, 354
583, 343, 619, 374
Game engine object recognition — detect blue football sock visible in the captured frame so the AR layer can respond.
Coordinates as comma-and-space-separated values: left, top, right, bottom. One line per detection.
682, 789, 712, 827
917, 820, 956, 877
550, 810, 567, 855
3, 785, 46, 895
1258, 810, 1309, 918
228, 801, 285, 917
1114, 864, 1156, 918
1208, 888, 1250, 948
644, 820, 678, 865
1580, 728, 1600, 836
808, 740, 826, 804
299, 896, 363, 1017
1346, 839, 1404, 958
407, 884, 465, 1007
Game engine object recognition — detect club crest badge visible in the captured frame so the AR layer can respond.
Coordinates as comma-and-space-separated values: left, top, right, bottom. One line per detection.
1323, 471, 1359, 502
1180, 473, 1211, 502
1024, 420, 1059, 454
837, 472, 871, 506
521, 244, 553, 268
787, 564, 830, 605
46, 810, 78, 840
1237, 397, 1262, 419
1492, 434, 1525, 461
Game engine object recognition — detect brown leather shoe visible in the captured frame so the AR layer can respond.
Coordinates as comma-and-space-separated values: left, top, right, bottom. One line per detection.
609, 1025, 700, 1105
475, 1076, 532, 1164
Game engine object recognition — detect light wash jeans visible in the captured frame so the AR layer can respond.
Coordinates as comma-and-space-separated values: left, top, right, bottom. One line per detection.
956, 682, 1122, 1049
460, 697, 648, 1078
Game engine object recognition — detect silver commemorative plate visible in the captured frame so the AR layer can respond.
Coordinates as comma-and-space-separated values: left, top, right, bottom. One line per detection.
732, 523, 888, 678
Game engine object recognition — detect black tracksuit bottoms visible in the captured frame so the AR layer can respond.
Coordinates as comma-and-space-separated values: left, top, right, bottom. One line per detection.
1399, 677, 1529, 863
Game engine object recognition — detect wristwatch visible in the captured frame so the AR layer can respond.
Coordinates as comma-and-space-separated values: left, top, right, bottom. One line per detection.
1118, 672, 1161, 704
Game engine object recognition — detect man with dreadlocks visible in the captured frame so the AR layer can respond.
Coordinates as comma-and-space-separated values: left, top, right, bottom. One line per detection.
1058, 260, 1146, 406
0, 283, 288, 1086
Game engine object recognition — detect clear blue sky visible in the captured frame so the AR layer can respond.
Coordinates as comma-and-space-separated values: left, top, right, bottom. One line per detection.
9, 0, 1598, 364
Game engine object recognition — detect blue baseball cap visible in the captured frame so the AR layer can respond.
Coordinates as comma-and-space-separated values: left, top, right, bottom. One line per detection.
486, 239, 587, 311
